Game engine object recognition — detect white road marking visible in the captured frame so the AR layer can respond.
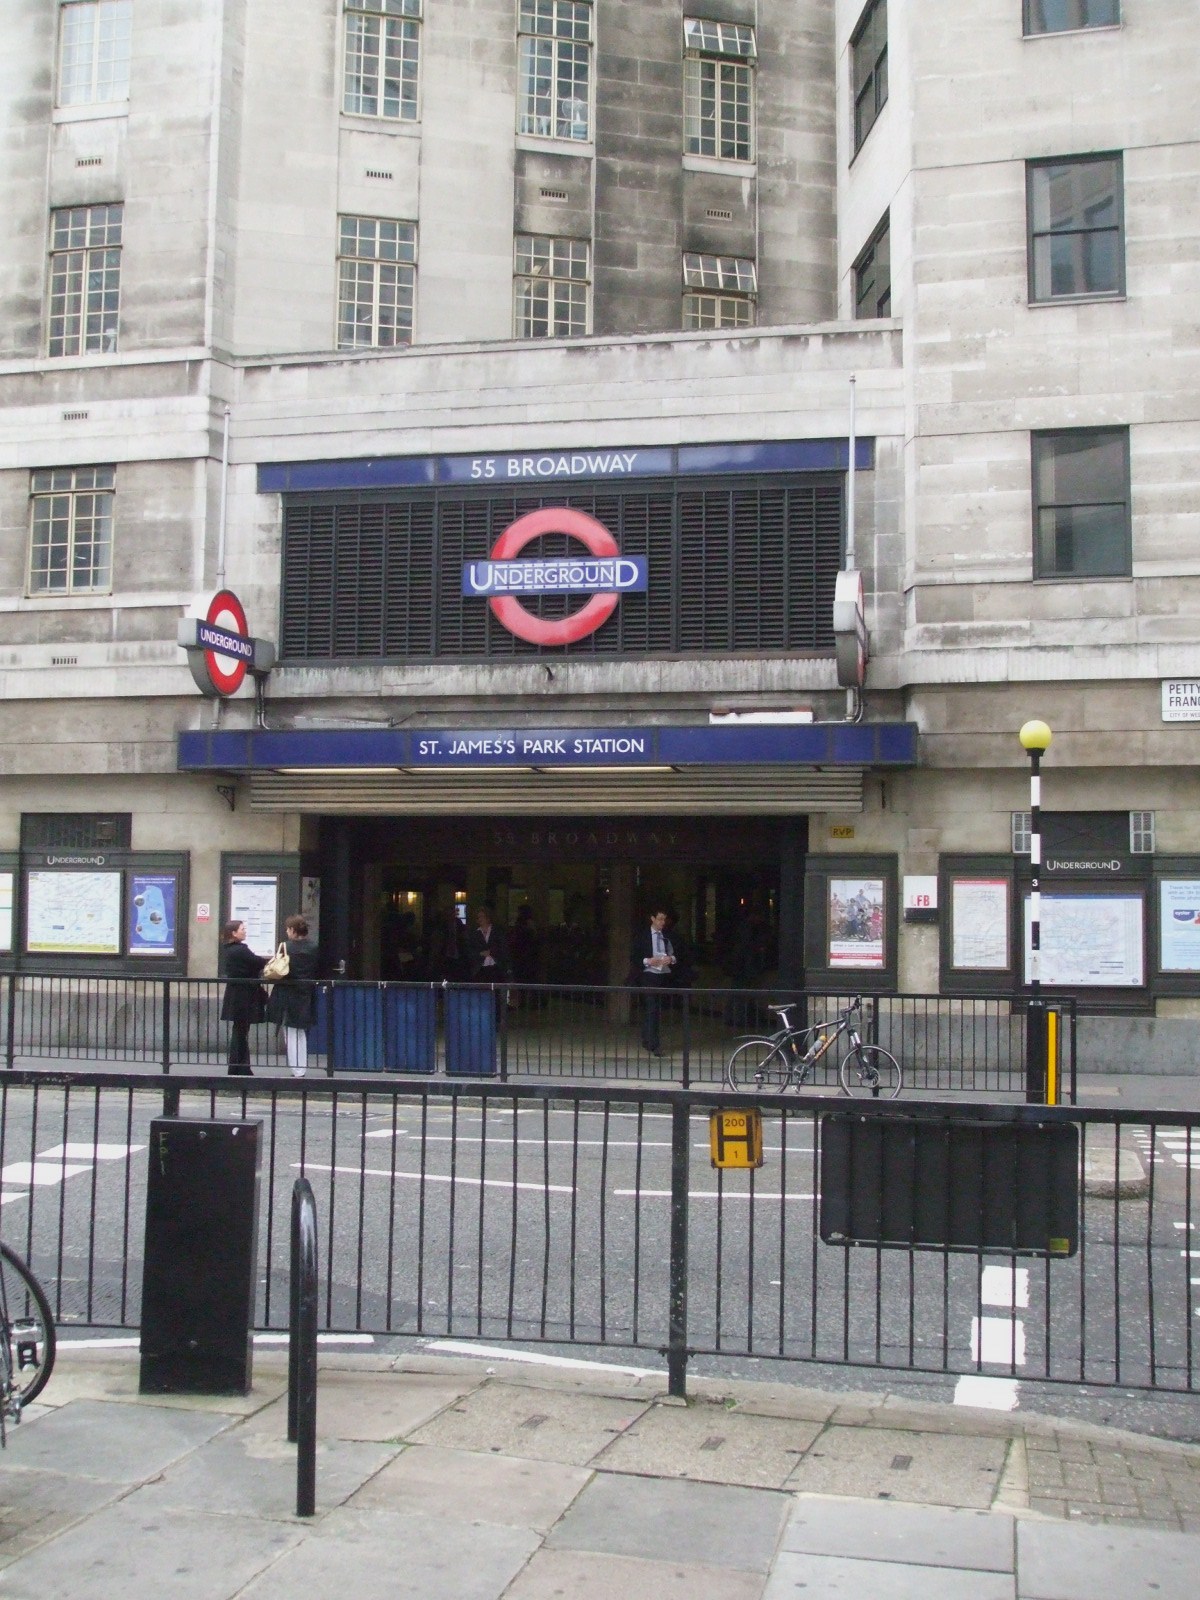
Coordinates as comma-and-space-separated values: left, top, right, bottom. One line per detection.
1, 1162, 91, 1186
612, 1188, 813, 1200
980, 1265, 1030, 1309
39, 1143, 146, 1162
425, 1339, 659, 1376
954, 1375, 1019, 1411
970, 1316, 1026, 1366
298, 1162, 576, 1194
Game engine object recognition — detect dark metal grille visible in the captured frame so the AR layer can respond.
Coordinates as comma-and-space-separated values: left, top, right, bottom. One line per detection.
20, 813, 131, 850
279, 478, 842, 661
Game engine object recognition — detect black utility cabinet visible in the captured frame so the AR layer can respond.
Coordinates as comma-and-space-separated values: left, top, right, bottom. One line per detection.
140, 1118, 262, 1394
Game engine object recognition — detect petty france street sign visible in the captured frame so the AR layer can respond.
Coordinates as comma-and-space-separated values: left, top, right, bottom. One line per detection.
177, 590, 276, 697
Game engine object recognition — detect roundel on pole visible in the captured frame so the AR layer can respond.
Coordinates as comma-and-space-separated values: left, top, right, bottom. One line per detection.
204, 590, 250, 695
488, 508, 621, 648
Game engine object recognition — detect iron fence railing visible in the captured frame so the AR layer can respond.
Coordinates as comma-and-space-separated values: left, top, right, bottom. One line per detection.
0, 1072, 1191, 1397
0, 976, 1076, 1101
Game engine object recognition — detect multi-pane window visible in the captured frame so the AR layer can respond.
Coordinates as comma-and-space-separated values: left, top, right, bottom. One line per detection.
1024, 1, 1119, 35
514, 235, 590, 338
682, 253, 756, 329
683, 18, 756, 163
47, 204, 122, 357
517, 1, 592, 141
853, 213, 891, 318
851, 0, 888, 153
1031, 428, 1130, 579
57, 0, 132, 107
337, 217, 417, 349
28, 467, 114, 595
1027, 155, 1123, 301
1130, 812, 1155, 854
343, 0, 421, 121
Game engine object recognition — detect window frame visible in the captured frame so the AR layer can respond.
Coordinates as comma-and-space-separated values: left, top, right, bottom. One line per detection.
47, 203, 122, 357
1022, 1, 1120, 37
682, 252, 757, 329
513, 233, 591, 339
342, 0, 422, 123
851, 0, 888, 155
683, 17, 757, 164
517, 0, 593, 143
1030, 426, 1131, 581
27, 465, 115, 597
336, 215, 417, 351
852, 212, 891, 319
1026, 153, 1125, 304
56, 0, 132, 108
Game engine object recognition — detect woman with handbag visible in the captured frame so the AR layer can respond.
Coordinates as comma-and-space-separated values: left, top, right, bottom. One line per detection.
219, 920, 268, 1076
265, 914, 319, 1077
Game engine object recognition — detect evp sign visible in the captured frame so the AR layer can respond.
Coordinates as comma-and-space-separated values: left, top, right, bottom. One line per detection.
467, 507, 642, 647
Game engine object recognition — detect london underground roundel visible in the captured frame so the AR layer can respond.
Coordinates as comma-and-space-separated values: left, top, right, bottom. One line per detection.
488, 509, 622, 647
203, 590, 250, 695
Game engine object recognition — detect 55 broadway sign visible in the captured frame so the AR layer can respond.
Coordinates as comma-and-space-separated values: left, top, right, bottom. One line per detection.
464, 507, 645, 647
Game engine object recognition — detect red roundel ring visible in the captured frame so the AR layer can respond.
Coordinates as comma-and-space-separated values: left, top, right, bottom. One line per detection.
205, 589, 249, 695
488, 508, 621, 647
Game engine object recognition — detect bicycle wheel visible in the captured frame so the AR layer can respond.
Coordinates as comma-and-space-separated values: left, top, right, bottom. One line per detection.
725, 1039, 791, 1093
0, 1243, 56, 1407
838, 1044, 902, 1099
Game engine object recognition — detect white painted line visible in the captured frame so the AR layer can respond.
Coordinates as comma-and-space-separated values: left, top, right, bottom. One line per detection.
0, 1161, 91, 1187
39, 1143, 145, 1161
298, 1162, 576, 1195
970, 1316, 1026, 1367
57, 1337, 140, 1349
425, 1339, 659, 1377
954, 1375, 1020, 1411
253, 1333, 376, 1347
980, 1265, 1030, 1309
0, 1192, 30, 1207
612, 1189, 814, 1200
366, 1131, 674, 1149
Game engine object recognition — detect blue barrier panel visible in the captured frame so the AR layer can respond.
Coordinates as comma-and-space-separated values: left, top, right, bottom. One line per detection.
308, 985, 328, 1057
330, 985, 385, 1072
383, 986, 437, 1073
445, 987, 497, 1077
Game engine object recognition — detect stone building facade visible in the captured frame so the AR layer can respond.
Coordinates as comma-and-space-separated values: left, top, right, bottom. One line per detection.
0, 1, 1197, 1034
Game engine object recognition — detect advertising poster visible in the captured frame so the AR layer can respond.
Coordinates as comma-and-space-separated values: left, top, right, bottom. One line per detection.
230, 875, 279, 955
27, 870, 122, 955
828, 877, 885, 969
129, 873, 177, 956
951, 878, 1010, 970
1159, 879, 1200, 972
1023, 893, 1144, 987
0, 871, 11, 954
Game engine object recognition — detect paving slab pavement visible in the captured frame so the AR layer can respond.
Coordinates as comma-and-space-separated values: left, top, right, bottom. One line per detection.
0, 1348, 1196, 1598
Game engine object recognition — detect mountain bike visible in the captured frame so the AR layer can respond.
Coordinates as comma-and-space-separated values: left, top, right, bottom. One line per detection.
724, 995, 902, 1097
0, 1242, 56, 1443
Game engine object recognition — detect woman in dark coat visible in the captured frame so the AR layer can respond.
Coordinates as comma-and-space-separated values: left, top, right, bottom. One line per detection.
265, 914, 319, 1077
220, 919, 268, 1076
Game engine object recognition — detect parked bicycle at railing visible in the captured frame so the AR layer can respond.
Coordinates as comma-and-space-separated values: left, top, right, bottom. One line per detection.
724, 995, 902, 1097
0, 1242, 56, 1444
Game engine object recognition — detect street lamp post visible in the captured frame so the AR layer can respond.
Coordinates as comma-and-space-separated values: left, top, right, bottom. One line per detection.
1019, 719, 1053, 1103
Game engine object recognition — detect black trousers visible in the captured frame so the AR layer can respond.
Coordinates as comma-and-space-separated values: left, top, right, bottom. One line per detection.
639, 978, 670, 1052
227, 1019, 252, 1073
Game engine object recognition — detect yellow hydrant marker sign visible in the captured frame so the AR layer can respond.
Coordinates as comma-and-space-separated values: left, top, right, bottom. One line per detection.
710, 1108, 764, 1169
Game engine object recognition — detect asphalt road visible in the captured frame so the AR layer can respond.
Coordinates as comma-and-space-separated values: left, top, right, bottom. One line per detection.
1, 1082, 1197, 1442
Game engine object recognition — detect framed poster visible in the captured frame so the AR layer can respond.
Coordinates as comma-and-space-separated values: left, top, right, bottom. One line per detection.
1023, 893, 1144, 987
828, 877, 885, 969
951, 877, 1010, 970
27, 870, 122, 956
0, 871, 11, 954
230, 874, 279, 956
1159, 879, 1200, 973
129, 873, 178, 957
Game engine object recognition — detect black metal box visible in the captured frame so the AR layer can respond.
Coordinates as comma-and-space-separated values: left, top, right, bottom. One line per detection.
819, 1112, 1079, 1256
139, 1118, 262, 1394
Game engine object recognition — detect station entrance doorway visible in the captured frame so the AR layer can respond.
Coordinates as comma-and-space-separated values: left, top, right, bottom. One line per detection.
318, 814, 806, 991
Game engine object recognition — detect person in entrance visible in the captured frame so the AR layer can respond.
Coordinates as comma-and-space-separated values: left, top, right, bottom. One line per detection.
468, 904, 510, 982
630, 908, 676, 1056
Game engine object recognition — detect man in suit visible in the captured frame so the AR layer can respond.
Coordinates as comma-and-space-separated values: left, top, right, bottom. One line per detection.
468, 903, 510, 982
630, 908, 675, 1055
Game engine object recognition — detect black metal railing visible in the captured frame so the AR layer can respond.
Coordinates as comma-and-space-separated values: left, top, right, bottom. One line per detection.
0, 1071, 1191, 1397
0, 974, 1077, 1100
